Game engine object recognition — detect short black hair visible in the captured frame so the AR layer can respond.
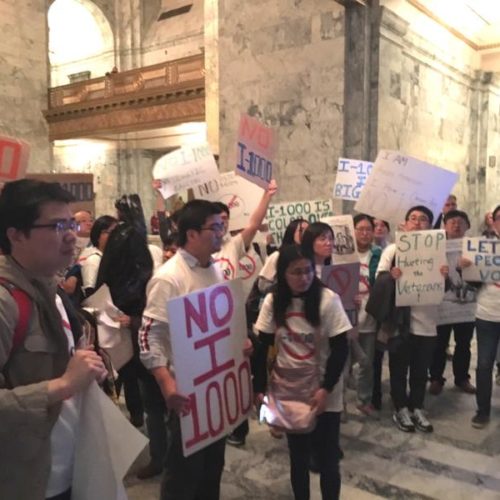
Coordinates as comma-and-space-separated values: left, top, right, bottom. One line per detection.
405, 205, 434, 226
176, 199, 220, 247
492, 205, 500, 222
213, 201, 230, 217
90, 215, 117, 248
353, 213, 374, 229
443, 210, 470, 228
282, 218, 308, 247
0, 179, 74, 254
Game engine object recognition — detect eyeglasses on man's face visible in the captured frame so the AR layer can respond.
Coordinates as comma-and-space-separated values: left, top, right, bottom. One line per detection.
30, 219, 80, 234
200, 223, 225, 234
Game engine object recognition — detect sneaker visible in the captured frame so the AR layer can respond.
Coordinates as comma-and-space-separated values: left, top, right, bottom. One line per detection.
455, 380, 476, 394
428, 380, 443, 396
471, 413, 490, 429
412, 409, 433, 433
393, 407, 415, 432
226, 432, 245, 447
356, 403, 380, 420
136, 462, 162, 480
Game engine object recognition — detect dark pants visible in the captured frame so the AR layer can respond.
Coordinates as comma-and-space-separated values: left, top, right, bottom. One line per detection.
161, 413, 226, 500
372, 347, 385, 409
139, 372, 168, 468
476, 318, 500, 416
46, 490, 71, 500
389, 334, 436, 411
286, 412, 341, 500
429, 322, 474, 385
230, 419, 249, 440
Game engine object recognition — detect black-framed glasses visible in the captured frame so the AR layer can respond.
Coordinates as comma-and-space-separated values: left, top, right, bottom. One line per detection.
200, 223, 225, 234
30, 220, 80, 234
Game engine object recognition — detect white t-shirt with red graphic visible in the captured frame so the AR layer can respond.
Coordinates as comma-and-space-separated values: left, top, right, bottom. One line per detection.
213, 233, 246, 281
254, 288, 352, 412
357, 250, 377, 333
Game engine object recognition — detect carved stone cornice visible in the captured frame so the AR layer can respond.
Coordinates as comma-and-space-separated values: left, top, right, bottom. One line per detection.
44, 54, 205, 140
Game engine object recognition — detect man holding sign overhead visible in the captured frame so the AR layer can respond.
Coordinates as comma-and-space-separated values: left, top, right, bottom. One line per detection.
374, 206, 448, 434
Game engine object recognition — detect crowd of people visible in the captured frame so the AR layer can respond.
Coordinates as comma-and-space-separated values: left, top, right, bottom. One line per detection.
0, 178, 499, 500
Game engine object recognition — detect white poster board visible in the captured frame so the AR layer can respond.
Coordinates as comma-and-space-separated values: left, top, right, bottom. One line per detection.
354, 150, 458, 225
167, 280, 252, 457
321, 215, 359, 264
236, 114, 277, 189
395, 230, 447, 306
437, 239, 477, 325
321, 263, 360, 311
333, 158, 373, 201
153, 144, 219, 199
462, 237, 500, 283
193, 171, 264, 231
267, 199, 334, 246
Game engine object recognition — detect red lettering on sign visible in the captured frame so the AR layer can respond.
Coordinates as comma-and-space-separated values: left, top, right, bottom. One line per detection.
210, 285, 233, 327
184, 293, 208, 338
206, 381, 224, 436
223, 371, 240, 425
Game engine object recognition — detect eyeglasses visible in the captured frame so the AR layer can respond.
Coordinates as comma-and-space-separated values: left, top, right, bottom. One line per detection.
30, 220, 80, 234
408, 216, 429, 223
200, 223, 225, 234
355, 227, 373, 233
286, 267, 314, 277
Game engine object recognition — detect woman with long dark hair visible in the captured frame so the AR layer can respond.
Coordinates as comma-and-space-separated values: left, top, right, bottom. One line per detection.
254, 245, 351, 500
300, 222, 334, 275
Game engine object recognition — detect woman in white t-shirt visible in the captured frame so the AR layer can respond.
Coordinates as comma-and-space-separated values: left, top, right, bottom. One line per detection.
254, 245, 351, 500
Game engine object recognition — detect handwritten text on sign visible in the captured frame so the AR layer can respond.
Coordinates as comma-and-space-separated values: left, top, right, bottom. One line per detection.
0, 136, 30, 182
236, 114, 277, 189
462, 237, 500, 283
266, 199, 334, 246
333, 158, 373, 201
354, 150, 458, 225
153, 144, 219, 199
395, 230, 446, 306
194, 171, 264, 231
167, 280, 252, 457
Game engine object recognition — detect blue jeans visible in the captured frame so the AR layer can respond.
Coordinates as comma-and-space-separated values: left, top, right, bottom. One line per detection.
475, 318, 500, 416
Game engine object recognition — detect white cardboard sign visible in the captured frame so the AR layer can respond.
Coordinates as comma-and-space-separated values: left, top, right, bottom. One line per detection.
462, 237, 500, 283
333, 158, 373, 201
153, 144, 219, 199
167, 279, 252, 457
194, 171, 264, 231
395, 230, 447, 306
321, 215, 359, 265
354, 150, 458, 225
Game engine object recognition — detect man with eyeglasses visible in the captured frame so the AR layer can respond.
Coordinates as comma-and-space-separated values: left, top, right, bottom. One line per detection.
0, 179, 107, 500
376, 205, 448, 434
139, 199, 229, 500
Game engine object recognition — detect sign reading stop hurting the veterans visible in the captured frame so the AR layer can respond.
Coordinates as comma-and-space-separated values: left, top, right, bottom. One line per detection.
0, 136, 30, 183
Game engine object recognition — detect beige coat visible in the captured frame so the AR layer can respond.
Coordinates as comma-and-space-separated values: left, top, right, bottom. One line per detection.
0, 256, 69, 500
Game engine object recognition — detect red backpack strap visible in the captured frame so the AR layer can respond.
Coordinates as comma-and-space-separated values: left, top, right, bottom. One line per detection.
0, 278, 33, 353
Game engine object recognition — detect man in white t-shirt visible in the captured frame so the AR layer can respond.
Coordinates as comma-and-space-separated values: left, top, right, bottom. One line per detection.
139, 199, 228, 500
377, 205, 448, 434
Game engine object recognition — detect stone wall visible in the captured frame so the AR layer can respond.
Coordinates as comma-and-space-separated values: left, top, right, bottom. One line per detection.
485, 77, 500, 214
0, 0, 51, 172
217, 0, 345, 207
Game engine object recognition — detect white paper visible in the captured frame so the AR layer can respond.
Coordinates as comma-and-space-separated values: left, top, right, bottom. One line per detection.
462, 237, 500, 283
333, 158, 373, 201
72, 383, 148, 500
321, 215, 359, 264
153, 144, 220, 199
167, 279, 252, 457
354, 150, 458, 225
193, 171, 265, 231
395, 230, 447, 306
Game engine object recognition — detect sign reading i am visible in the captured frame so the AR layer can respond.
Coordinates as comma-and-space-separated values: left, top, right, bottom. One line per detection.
167, 280, 252, 457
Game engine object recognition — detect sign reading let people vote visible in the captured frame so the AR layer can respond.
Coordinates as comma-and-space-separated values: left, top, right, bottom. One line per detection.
355, 150, 458, 224
236, 114, 277, 189
333, 158, 373, 201
0, 135, 30, 182
462, 237, 500, 283
153, 143, 219, 199
395, 230, 447, 306
167, 280, 252, 457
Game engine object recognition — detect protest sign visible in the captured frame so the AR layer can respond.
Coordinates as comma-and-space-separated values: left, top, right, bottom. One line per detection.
0, 135, 30, 182
194, 171, 264, 231
321, 263, 360, 311
153, 143, 219, 199
236, 114, 277, 189
321, 215, 359, 264
354, 150, 458, 225
266, 199, 334, 246
167, 280, 252, 457
437, 239, 477, 325
333, 158, 373, 201
462, 237, 500, 283
395, 230, 447, 306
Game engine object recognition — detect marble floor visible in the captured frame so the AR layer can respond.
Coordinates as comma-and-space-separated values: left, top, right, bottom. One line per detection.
125, 342, 500, 500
